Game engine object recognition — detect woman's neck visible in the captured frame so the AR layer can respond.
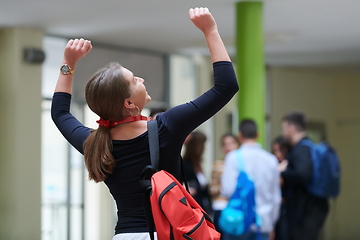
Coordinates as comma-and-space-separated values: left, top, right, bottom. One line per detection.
109, 120, 148, 140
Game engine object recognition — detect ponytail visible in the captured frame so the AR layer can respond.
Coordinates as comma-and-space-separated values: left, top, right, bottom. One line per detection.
83, 126, 116, 182
83, 62, 130, 182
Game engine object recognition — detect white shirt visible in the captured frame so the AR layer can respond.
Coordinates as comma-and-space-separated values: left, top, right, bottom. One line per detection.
221, 143, 281, 233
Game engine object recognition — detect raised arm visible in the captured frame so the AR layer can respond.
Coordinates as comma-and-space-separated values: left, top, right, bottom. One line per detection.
52, 38, 93, 153
160, 8, 238, 141
54, 38, 92, 94
189, 7, 231, 63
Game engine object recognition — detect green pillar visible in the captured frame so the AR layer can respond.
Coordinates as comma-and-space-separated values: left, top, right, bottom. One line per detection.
236, 1, 265, 146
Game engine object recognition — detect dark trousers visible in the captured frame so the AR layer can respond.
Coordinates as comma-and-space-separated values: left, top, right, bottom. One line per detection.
213, 210, 223, 240
290, 199, 329, 240
274, 204, 289, 240
222, 231, 269, 240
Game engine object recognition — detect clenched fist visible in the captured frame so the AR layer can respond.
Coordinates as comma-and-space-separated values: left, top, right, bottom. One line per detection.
189, 7, 217, 35
63, 38, 92, 65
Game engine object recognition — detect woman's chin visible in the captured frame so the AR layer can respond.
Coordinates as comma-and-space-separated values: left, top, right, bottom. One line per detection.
146, 96, 152, 103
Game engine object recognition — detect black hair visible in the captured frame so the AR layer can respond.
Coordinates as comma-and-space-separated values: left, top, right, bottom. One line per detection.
220, 133, 239, 146
282, 111, 307, 132
239, 119, 257, 139
273, 135, 291, 154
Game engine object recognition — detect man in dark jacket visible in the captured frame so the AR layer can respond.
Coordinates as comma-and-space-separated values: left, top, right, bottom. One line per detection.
280, 111, 329, 240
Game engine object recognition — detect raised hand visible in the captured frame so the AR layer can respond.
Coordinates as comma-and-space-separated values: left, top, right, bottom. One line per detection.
189, 7, 217, 36
55, 38, 92, 94
189, 7, 230, 63
63, 38, 92, 65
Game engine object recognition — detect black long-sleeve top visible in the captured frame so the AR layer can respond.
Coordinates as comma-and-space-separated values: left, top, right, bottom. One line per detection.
280, 139, 313, 228
281, 139, 313, 186
51, 61, 238, 234
281, 138, 328, 229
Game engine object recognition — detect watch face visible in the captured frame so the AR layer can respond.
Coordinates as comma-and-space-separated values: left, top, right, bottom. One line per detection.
61, 65, 70, 74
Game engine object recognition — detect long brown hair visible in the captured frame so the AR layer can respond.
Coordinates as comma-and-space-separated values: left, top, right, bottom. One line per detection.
83, 62, 131, 182
183, 131, 207, 172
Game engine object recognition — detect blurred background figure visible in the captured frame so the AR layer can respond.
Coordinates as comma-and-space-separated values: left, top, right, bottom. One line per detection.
183, 131, 212, 214
272, 136, 291, 240
272, 135, 290, 164
221, 119, 281, 240
210, 133, 240, 236
280, 111, 329, 240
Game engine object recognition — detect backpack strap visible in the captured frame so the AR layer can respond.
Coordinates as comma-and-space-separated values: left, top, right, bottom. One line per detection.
180, 156, 190, 192
143, 185, 155, 240
144, 120, 190, 240
147, 120, 160, 170
236, 149, 245, 172
300, 138, 314, 148
139, 121, 160, 189
147, 120, 190, 192
137, 120, 160, 240
144, 120, 160, 240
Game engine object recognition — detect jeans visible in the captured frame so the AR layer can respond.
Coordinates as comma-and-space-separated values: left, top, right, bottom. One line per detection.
222, 231, 269, 240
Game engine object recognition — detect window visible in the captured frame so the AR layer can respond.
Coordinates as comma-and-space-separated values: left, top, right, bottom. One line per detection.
42, 36, 85, 240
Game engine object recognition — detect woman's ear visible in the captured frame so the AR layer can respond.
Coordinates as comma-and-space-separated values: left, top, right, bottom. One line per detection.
124, 99, 135, 109
124, 99, 132, 109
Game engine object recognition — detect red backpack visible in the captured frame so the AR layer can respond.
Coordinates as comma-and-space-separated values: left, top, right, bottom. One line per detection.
140, 120, 220, 240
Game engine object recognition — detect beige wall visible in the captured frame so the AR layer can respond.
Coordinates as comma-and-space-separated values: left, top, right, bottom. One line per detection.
0, 28, 43, 239
269, 65, 360, 240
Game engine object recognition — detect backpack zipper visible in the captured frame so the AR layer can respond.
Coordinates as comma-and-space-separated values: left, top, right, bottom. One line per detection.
170, 225, 174, 240
158, 182, 177, 207
183, 214, 205, 240
158, 182, 177, 239
203, 212, 214, 224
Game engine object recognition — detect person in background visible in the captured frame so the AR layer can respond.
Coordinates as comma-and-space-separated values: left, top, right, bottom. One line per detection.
280, 111, 329, 240
272, 136, 291, 240
183, 131, 212, 214
272, 135, 290, 164
210, 133, 240, 236
221, 120, 281, 240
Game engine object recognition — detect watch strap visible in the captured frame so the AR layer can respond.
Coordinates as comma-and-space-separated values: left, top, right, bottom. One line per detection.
60, 64, 75, 75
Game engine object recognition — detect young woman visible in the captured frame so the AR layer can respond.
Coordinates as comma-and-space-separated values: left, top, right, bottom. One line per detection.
272, 136, 291, 240
52, 7, 238, 240
272, 135, 290, 164
183, 131, 212, 214
210, 133, 240, 198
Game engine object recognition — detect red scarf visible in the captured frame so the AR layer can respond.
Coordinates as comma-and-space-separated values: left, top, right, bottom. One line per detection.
96, 115, 153, 128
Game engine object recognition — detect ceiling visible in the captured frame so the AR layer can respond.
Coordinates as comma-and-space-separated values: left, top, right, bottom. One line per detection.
1, 0, 360, 66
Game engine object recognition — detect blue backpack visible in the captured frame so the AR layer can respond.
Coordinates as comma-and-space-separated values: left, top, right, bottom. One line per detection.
218, 149, 259, 236
301, 139, 341, 198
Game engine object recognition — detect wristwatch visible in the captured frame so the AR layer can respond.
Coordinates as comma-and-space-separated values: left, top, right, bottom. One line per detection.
60, 64, 75, 75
